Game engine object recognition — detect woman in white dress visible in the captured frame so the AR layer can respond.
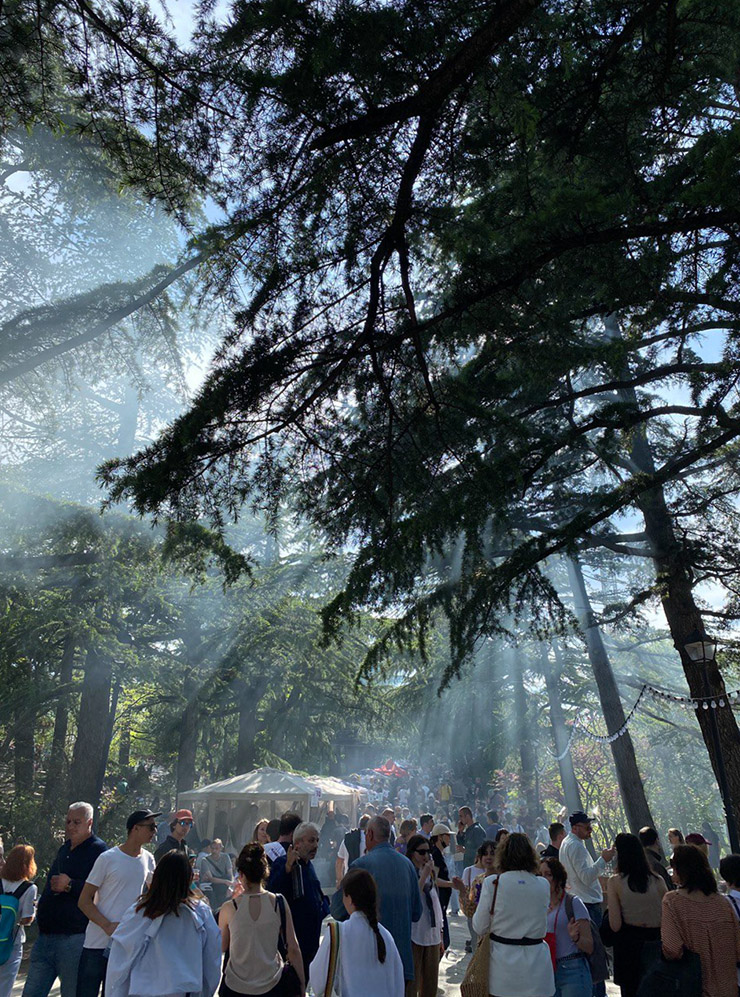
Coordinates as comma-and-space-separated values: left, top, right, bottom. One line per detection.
106, 850, 221, 997
472, 832, 554, 997
310, 868, 404, 997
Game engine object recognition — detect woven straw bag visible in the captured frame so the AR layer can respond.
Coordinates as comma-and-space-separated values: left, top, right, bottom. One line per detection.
460, 875, 499, 997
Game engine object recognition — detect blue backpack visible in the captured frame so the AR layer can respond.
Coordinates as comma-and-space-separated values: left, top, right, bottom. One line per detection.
0, 882, 32, 964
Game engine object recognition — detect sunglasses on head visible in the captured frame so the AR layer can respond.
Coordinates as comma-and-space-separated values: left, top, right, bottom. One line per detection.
177, 819, 193, 827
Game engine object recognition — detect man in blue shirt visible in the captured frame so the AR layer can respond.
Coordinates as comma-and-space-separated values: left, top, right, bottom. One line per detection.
267, 821, 329, 980
351, 815, 422, 991
22, 802, 107, 997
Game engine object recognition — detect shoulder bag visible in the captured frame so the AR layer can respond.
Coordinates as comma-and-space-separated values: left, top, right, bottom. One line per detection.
322, 919, 341, 996
461, 875, 499, 997
564, 894, 609, 984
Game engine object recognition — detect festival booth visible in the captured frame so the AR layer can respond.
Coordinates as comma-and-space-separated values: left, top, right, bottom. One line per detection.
307, 774, 366, 825
178, 767, 320, 853
178, 766, 367, 853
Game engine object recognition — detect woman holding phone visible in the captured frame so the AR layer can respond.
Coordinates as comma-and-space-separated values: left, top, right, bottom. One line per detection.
405, 834, 444, 997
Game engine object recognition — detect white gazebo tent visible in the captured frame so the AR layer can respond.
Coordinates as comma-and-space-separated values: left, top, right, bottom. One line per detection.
178, 767, 320, 851
306, 775, 366, 825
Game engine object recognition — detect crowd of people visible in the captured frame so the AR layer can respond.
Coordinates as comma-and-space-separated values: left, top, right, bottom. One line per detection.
1, 796, 740, 997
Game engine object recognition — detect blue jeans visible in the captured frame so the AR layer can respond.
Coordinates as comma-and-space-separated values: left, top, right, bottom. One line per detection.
75, 947, 108, 997
0, 935, 23, 997
22, 933, 86, 997
584, 903, 606, 997
555, 956, 592, 997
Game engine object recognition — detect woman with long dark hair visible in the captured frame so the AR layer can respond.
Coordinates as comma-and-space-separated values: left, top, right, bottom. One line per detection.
310, 868, 404, 996
606, 832, 666, 997
662, 844, 740, 997
106, 850, 221, 997
219, 842, 304, 997
406, 834, 444, 997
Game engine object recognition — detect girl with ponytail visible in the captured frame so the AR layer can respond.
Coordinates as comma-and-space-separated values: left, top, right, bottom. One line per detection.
309, 868, 404, 995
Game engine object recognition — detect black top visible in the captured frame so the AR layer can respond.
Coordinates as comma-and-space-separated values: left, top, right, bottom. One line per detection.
153, 834, 191, 865
540, 844, 559, 858
431, 843, 451, 909
37, 834, 108, 935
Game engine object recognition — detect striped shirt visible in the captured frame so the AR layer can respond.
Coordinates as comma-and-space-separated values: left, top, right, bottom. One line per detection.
661, 888, 740, 997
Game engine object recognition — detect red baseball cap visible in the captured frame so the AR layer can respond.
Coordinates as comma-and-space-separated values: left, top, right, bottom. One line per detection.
174, 809, 193, 821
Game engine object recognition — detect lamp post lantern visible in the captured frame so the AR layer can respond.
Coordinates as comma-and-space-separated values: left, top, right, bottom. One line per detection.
683, 629, 740, 854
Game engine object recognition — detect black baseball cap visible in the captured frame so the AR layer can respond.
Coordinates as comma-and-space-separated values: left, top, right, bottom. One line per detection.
569, 810, 597, 826
126, 809, 162, 831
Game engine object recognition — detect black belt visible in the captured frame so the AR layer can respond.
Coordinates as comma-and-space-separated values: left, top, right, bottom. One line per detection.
490, 933, 544, 946
557, 951, 587, 964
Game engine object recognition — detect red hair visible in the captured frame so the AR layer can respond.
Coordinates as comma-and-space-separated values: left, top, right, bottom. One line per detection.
3, 844, 37, 881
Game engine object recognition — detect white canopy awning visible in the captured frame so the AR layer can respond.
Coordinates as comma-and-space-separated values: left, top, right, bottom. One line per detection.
179, 766, 318, 801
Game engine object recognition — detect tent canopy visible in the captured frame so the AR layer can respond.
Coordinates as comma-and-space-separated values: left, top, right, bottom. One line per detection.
177, 767, 365, 846
179, 766, 317, 801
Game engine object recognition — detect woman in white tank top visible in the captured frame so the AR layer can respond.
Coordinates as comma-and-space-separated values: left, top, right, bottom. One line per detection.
219, 842, 305, 997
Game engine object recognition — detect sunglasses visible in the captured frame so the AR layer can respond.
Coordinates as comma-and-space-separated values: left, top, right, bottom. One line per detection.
137, 823, 158, 831
177, 820, 193, 827
415, 848, 431, 855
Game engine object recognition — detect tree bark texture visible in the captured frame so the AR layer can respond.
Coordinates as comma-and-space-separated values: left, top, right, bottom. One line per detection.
237, 676, 270, 772
512, 650, 537, 811
14, 660, 35, 793
68, 646, 113, 807
176, 666, 199, 795
604, 314, 740, 828
567, 556, 657, 833
544, 642, 585, 817
44, 633, 76, 804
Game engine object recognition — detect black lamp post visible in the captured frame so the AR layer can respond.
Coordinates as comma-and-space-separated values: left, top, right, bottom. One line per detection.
683, 629, 740, 854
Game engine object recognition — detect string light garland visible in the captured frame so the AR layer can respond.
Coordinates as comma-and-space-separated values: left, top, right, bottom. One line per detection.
547, 679, 740, 760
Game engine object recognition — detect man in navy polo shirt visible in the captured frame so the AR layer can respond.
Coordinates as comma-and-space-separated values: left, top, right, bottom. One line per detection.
22, 802, 107, 997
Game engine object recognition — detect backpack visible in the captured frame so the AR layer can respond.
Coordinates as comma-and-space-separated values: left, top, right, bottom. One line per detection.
564, 894, 609, 984
0, 882, 32, 965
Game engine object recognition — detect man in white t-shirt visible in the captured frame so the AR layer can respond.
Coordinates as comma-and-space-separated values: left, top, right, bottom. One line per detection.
558, 811, 614, 997
75, 808, 160, 997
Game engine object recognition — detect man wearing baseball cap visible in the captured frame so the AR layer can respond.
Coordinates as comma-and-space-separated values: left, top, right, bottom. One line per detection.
153, 808, 194, 865
76, 809, 160, 997
558, 811, 615, 997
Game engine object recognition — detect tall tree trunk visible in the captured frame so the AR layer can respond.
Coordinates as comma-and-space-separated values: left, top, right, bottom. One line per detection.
567, 555, 657, 833
176, 667, 199, 795
14, 660, 35, 793
117, 383, 140, 455
511, 650, 537, 811
237, 676, 270, 771
543, 643, 585, 816
118, 718, 131, 769
96, 677, 121, 798
44, 633, 76, 803
68, 646, 113, 808
606, 314, 740, 831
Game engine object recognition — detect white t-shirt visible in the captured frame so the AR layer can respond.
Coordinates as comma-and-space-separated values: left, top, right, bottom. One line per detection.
84, 847, 155, 949
1, 879, 37, 944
